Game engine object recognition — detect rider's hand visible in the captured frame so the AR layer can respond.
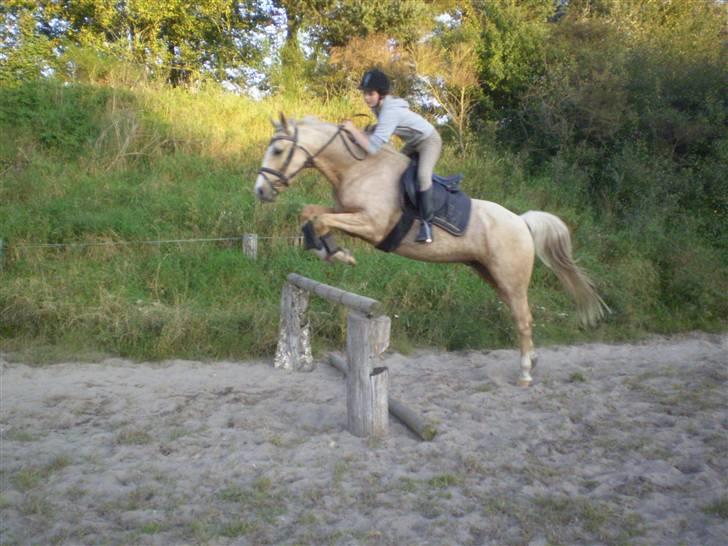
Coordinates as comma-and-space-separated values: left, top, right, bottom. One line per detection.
341, 119, 370, 153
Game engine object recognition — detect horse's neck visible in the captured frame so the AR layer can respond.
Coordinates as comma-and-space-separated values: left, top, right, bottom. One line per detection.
309, 126, 407, 191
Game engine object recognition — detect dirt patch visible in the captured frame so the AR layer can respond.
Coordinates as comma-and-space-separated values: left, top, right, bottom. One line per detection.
1, 333, 727, 545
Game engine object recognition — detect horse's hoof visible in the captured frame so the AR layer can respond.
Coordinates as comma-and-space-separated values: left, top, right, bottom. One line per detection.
330, 250, 356, 266
517, 378, 532, 388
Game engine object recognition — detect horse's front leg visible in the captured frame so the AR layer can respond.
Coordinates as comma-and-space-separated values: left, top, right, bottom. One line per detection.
312, 210, 382, 266
301, 205, 333, 223
300, 205, 357, 266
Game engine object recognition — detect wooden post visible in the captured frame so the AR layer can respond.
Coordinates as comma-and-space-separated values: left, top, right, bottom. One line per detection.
274, 282, 314, 371
242, 233, 258, 259
346, 312, 389, 438
370, 367, 389, 438
328, 353, 437, 441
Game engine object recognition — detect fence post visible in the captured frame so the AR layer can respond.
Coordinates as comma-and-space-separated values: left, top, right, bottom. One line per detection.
346, 312, 390, 438
328, 353, 437, 441
274, 282, 314, 371
242, 233, 258, 259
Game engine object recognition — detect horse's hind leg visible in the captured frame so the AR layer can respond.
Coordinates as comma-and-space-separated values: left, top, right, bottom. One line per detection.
507, 291, 536, 387
473, 263, 535, 387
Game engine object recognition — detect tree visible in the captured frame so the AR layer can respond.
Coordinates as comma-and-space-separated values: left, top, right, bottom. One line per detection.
1, 0, 263, 85
470, 0, 554, 111
267, 0, 433, 98
0, 10, 56, 85
410, 40, 481, 154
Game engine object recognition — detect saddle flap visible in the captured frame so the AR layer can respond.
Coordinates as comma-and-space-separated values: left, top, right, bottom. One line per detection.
377, 160, 472, 252
433, 173, 464, 190
401, 157, 471, 236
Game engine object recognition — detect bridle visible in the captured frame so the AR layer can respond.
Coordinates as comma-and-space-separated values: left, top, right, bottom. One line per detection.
257, 123, 367, 196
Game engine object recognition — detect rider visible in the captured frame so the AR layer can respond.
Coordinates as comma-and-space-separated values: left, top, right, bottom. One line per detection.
343, 68, 442, 244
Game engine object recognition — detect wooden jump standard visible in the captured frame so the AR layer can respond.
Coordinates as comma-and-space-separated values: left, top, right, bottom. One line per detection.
328, 354, 438, 441
274, 273, 437, 441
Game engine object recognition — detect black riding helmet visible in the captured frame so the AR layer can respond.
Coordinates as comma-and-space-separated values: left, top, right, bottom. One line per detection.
358, 68, 391, 95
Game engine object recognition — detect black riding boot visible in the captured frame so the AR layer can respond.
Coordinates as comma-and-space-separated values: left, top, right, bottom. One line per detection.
415, 187, 434, 244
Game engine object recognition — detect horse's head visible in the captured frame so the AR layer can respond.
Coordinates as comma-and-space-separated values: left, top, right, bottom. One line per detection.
254, 113, 317, 202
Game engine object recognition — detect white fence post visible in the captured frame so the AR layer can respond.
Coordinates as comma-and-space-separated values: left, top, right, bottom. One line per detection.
242, 233, 258, 259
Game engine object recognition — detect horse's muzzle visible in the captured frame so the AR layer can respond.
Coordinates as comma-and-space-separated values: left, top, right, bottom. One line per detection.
256, 186, 275, 202
254, 177, 277, 202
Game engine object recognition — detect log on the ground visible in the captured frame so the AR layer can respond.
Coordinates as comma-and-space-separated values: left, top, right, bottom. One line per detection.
328, 353, 437, 441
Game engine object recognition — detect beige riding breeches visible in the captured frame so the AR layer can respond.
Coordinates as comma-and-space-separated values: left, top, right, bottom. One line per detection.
402, 131, 442, 192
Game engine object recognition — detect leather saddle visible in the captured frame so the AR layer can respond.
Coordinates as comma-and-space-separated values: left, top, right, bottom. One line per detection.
376, 156, 472, 252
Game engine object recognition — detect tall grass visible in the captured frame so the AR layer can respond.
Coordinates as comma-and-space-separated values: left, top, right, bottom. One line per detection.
1, 78, 725, 362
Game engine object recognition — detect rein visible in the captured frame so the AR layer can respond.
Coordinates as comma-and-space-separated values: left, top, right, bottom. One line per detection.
258, 123, 367, 195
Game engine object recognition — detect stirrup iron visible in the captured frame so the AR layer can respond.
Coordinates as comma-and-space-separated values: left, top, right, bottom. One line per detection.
416, 221, 433, 243
415, 187, 435, 244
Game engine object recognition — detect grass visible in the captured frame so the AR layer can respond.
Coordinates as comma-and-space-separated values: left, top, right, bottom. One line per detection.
568, 371, 587, 383
11, 456, 71, 491
138, 521, 166, 534
482, 493, 645, 545
3, 429, 37, 442
703, 497, 728, 519
0, 492, 13, 509
19, 494, 55, 517
427, 474, 463, 489
218, 476, 287, 525
1, 78, 726, 363
114, 429, 154, 446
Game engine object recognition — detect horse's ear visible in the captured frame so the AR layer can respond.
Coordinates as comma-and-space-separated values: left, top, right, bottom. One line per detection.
279, 112, 291, 134
270, 117, 280, 131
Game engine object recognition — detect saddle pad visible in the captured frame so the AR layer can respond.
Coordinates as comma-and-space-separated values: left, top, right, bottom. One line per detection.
376, 158, 472, 253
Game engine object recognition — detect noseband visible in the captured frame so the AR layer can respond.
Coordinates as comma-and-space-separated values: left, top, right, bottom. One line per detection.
258, 124, 366, 196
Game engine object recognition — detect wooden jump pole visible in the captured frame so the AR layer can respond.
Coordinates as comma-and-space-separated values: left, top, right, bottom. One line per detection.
286, 273, 384, 317
328, 354, 438, 442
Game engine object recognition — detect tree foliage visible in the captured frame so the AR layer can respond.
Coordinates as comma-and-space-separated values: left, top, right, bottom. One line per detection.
2, 0, 264, 85
0, 10, 56, 86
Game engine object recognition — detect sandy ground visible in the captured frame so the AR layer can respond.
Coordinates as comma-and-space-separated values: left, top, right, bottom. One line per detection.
1, 332, 726, 546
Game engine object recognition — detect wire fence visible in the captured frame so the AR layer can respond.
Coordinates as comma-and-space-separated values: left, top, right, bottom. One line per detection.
0, 233, 304, 267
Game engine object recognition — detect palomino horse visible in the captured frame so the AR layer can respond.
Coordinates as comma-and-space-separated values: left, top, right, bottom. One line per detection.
254, 114, 609, 386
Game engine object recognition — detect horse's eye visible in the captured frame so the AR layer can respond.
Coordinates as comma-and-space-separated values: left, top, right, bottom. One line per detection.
272, 148, 283, 156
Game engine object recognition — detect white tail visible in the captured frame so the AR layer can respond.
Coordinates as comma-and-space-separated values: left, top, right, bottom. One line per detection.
521, 210, 610, 327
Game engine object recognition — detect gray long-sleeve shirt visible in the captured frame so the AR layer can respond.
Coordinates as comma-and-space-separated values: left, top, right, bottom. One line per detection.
367, 96, 435, 154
